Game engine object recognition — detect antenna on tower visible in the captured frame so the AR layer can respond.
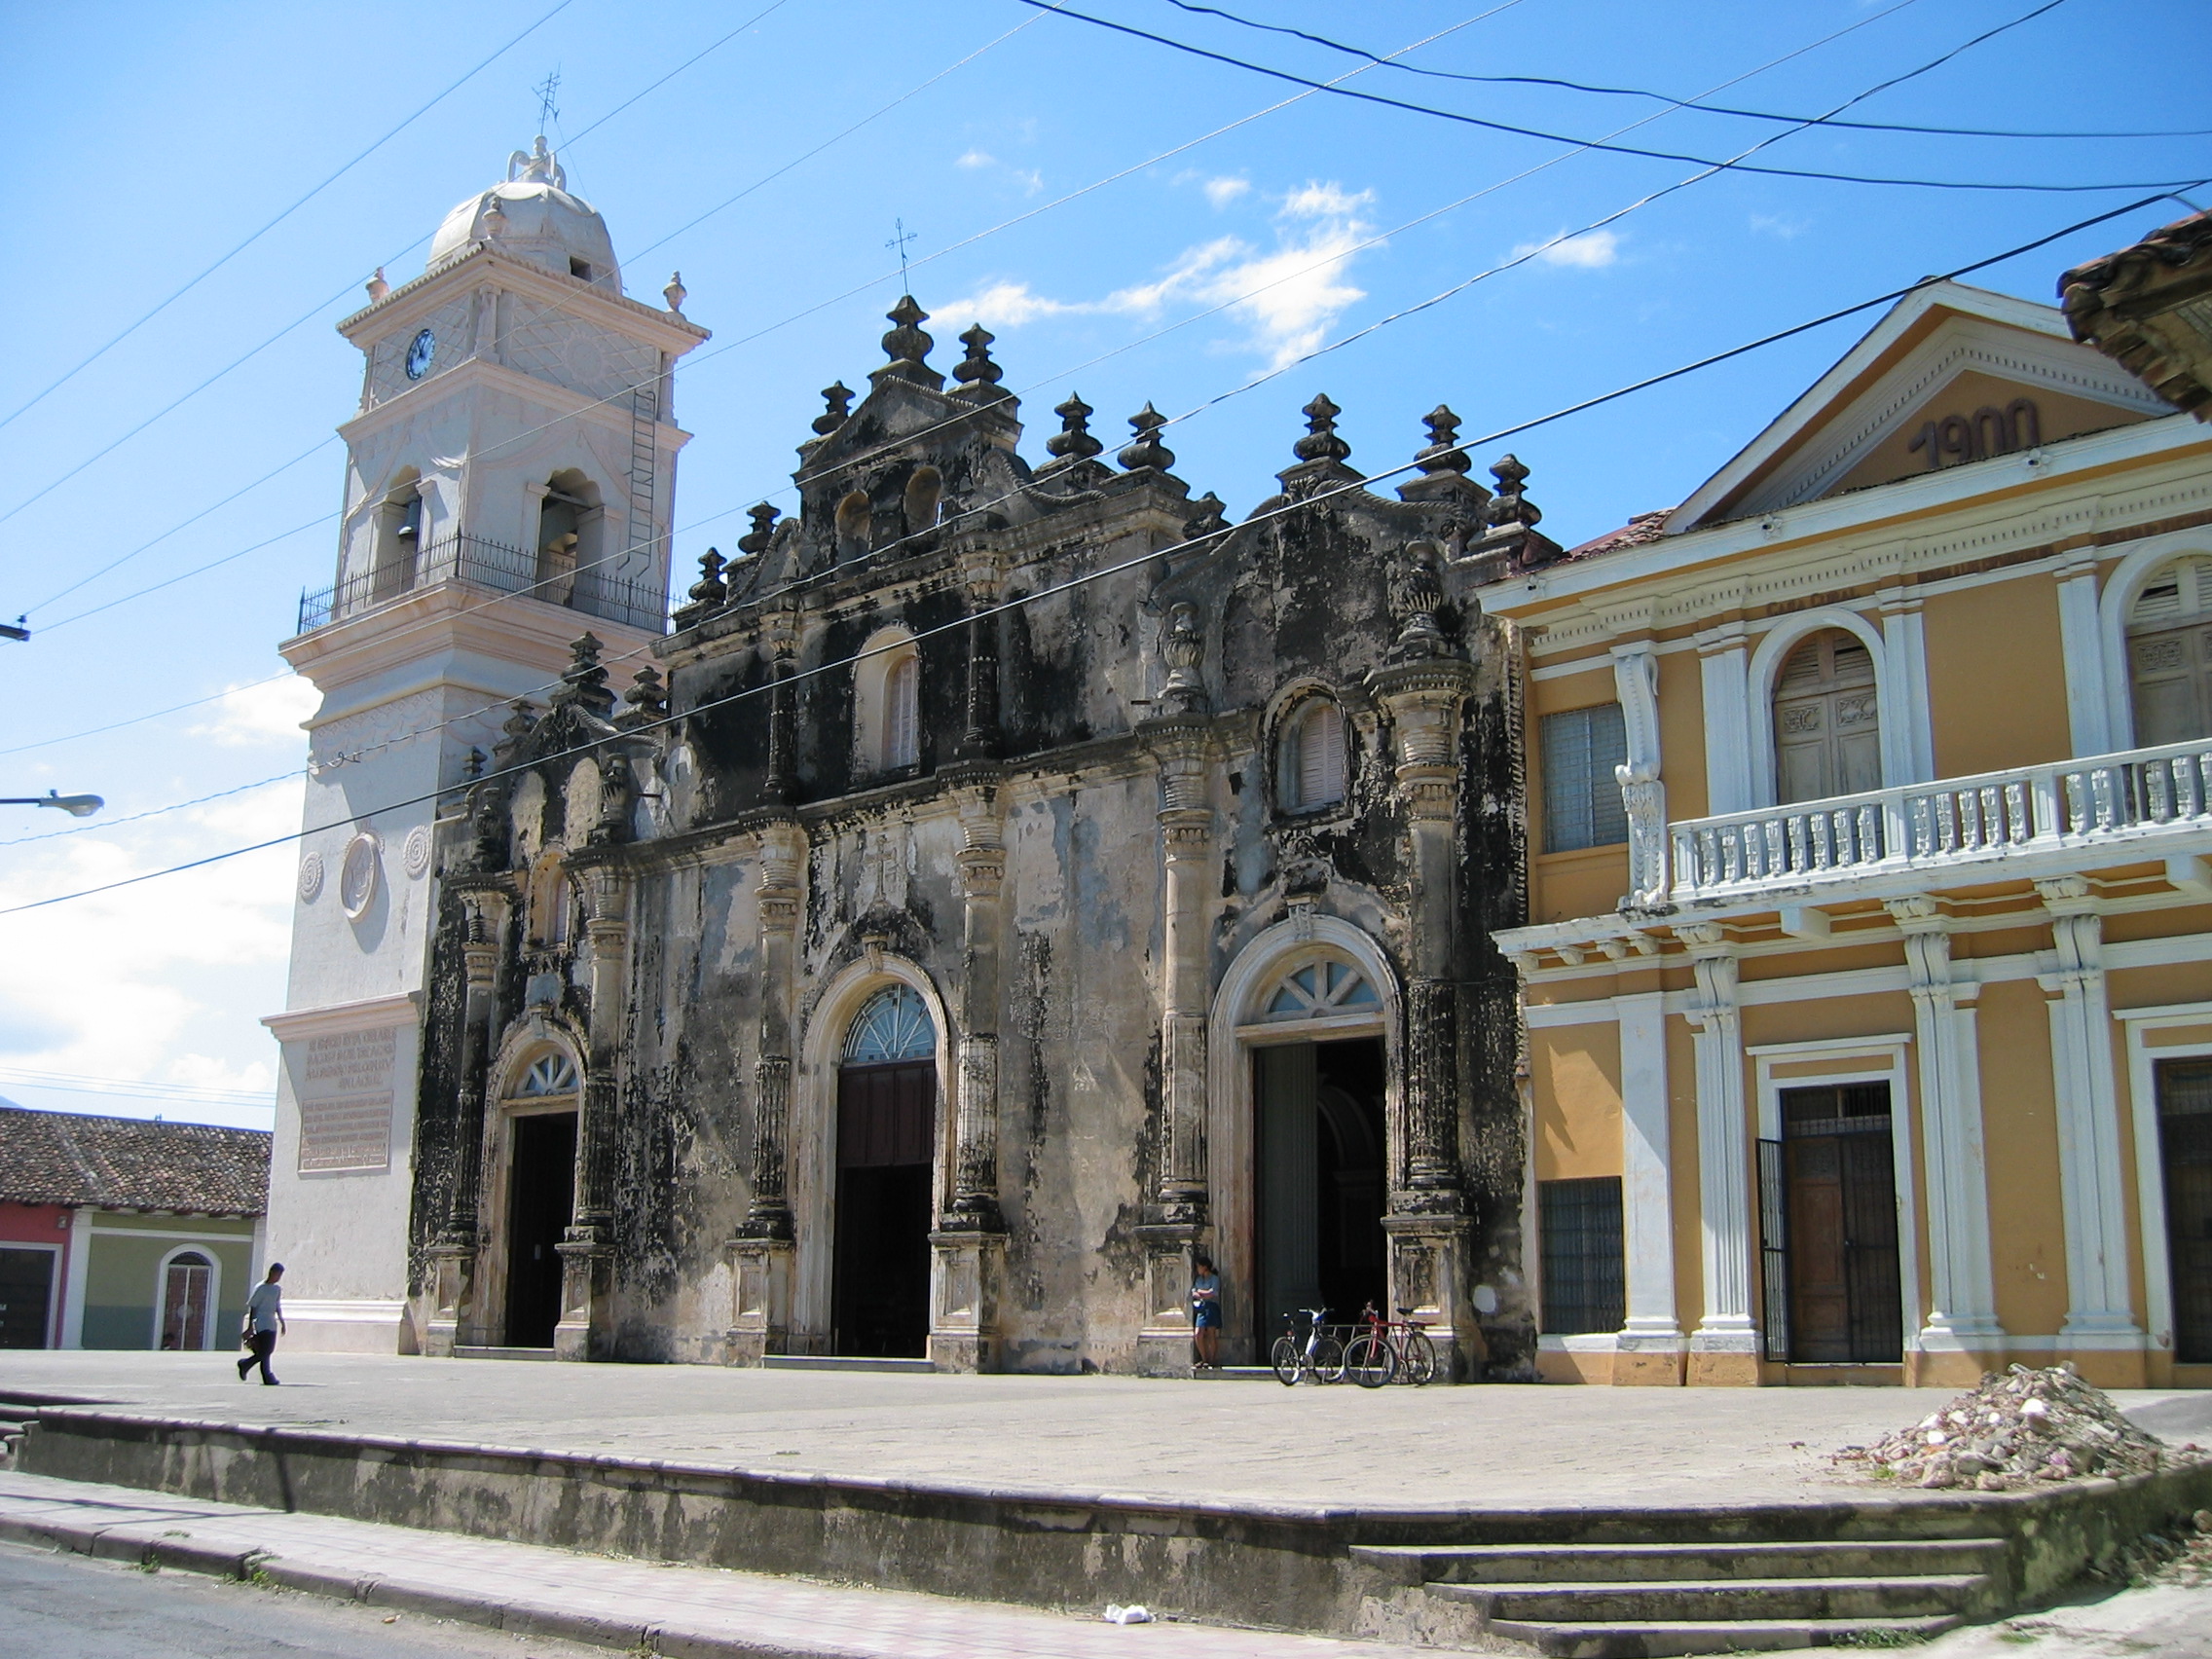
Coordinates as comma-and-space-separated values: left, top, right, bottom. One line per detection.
533, 68, 562, 136
886, 218, 918, 293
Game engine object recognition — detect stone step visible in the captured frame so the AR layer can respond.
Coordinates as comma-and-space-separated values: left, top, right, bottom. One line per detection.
758, 1355, 936, 1375
451, 1346, 559, 1362
1434, 1572, 1988, 1623
1353, 1535, 2007, 1584
1487, 1613, 1964, 1658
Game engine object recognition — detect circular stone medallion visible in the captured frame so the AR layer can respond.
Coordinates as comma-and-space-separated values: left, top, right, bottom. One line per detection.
296, 851, 324, 903
339, 832, 382, 919
403, 824, 433, 878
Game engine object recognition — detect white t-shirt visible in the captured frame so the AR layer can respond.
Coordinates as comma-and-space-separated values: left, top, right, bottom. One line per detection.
245, 1280, 283, 1335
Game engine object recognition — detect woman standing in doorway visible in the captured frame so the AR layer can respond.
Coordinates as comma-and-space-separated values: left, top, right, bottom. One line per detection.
1191, 1256, 1222, 1375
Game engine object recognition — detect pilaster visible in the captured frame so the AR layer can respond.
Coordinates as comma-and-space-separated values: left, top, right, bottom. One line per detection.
1681, 923, 1757, 1382
728, 818, 805, 1364
1695, 620, 1752, 817
1614, 990, 1684, 1382
555, 863, 628, 1361
426, 884, 510, 1357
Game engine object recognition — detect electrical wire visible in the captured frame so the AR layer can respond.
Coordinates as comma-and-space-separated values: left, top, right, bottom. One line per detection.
1156, 0, 2212, 141
2, 186, 2188, 919
0, 1067, 274, 1111
1018, 0, 2206, 194
0, 0, 582, 439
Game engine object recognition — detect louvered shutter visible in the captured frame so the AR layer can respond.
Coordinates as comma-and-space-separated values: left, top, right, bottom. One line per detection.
1540, 703, 1629, 852
885, 655, 919, 768
1297, 702, 1346, 808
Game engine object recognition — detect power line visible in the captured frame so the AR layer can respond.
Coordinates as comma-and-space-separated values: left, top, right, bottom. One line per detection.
1019, 0, 2203, 194
1156, 0, 2212, 141
0, 1067, 274, 1111
3, 188, 2186, 918
0, 0, 581, 439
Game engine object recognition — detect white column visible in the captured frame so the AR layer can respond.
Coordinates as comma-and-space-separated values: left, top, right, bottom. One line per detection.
1609, 641, 1668, 906
1681, 926, 1755, 1353
1876, 589, 1936, 785
60, 1206, 92, 1349
2036, 877, 2141, 1340
1887, 899, 2002, 1346
1697, 624, 1751, 816
1616, 992, 1681, 1345
2055, 553, 2113, 756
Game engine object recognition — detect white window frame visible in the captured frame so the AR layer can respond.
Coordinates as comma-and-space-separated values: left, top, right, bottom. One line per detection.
154, 1242, 225, 1353
2092, 533, 2212, 754
854, 627, 921, 776
1743, 607, 1927, 808
2120, 1000, 2212, 1364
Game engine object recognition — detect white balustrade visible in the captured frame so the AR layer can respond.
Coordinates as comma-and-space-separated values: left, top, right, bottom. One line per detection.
1666, 737, 2212, 902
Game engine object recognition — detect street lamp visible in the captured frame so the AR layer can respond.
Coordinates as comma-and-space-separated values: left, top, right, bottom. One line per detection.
1, 791, 103, 818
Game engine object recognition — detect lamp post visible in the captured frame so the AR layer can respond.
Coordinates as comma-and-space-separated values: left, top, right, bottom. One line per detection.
1, 791, 103, 818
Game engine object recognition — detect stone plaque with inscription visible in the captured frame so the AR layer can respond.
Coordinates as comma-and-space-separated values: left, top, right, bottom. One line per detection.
298, 1026, 397, 1172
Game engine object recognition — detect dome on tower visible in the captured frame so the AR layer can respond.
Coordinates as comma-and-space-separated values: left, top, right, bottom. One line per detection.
427, 137, 621, 293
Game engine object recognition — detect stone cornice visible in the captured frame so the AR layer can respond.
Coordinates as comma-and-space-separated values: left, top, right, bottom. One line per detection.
338, 243, 710, 354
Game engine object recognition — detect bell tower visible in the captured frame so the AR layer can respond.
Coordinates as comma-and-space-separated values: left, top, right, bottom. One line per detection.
261, 138, 709, 1355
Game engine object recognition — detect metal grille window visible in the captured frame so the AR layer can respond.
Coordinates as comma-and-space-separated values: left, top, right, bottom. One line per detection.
1538, 1176, 1625, 1335
1540, 704, 1629, 853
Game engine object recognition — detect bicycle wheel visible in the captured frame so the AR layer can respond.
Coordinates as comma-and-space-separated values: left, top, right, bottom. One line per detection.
1343, 1333, 1396, 1388
1270, 1335, 1303, 1385
1400, 1331, 1439, 1385
1309, 1333, 1346, 1383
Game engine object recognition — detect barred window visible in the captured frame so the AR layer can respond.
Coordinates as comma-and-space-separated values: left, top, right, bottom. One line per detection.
1539, 1175, 1625, 1335
1540, 703, 1629, 852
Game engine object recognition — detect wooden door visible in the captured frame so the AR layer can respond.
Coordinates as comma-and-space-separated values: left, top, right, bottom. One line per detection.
504, 1111, 577, 1347
0, 1249, 54, 1349
832, 1060, 936, 1357
2157, 1059, 2212, 1363
1780, 1085, 1902, 1364
159, 1254, 212, 1350
1774, 631, 1881, 804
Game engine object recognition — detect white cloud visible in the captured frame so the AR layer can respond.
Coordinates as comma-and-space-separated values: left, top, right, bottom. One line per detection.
938, 180, 1377, 370
189, 678, 320, 747
1750, 212, 1810, 240
956, 149, 995, 169
166, 1052, 275, 1093
1202, 175, 1251, 209
1512, 228, 1622, 270
1011, 168, 1044, 196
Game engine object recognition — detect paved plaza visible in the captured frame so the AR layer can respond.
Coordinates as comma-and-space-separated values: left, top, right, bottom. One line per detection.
6, 1350, 2212, 1511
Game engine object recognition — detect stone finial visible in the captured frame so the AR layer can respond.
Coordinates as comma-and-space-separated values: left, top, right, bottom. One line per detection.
663, 271, 688, 313
366, 268, 389, 304
1160, 601, 1208, 715
874, 295, 939, 387
1046, 394, 1103, 462
1117, 403, 1175, 472
481, 196, 508, 238
621, 666, 670, 727
952, 323, 1010, 402
496, 700, 537, 756
1387, 539, 1449, 661
1418, 405, 1472, 477
554, 632, 613, 715
1487, 455, 1540, 531
737, 503, 781, 557
1293, 393, 1351, 464
814, 382, 854, 436
687, 547, 727, 608
1183, 492, 1230, 540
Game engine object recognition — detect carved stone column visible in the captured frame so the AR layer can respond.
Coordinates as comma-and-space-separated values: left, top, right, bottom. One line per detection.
426, 885, 509, 1357
1370, 644, 1481, 1380
1680, 922, 1757, 1383
728, 819, 806, 1363
555, 863, 628, 1361
1135, 606, 1218, 1375
2036, 876, 2144, 1382
930, 774, 1009, 1372
1887, 897, 2004, 1383
957, 554, 1004, 762
1608, 639, 1669, 908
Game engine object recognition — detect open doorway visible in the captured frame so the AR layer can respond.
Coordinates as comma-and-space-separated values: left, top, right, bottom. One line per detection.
1254, 1037, 1387, 1345
831, 986, 938, 1357
1760, 1083, 1902, 1364
504, 1111, 576, 1347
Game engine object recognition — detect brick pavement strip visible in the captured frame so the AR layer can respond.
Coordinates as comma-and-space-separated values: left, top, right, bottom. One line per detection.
0, 1470, 1436, 1659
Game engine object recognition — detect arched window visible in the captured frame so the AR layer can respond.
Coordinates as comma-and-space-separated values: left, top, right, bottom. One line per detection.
371, 469, 424, 602
1279, 698, 1346, 813
528, 857, 573, 947
1773, 630, 1880, 804
1261, 957, 1381, 1022
535, 470, 600, 608
855, 628, 921, 775
2128, 555, 2212, 748
158, 1251, 213, 1351
903, 467, 941, 539
835, 491, 872, 563
516, 1051, 581, 1097
844, 985, 935, 1063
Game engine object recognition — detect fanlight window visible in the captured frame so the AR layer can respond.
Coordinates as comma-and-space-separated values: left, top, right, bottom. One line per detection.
2129, 555, 2212, 748
1262, 958, 1381, 1022
844, 985, 935, 1064
517, 1052, 580, 1097
1279, 698, 1346, 812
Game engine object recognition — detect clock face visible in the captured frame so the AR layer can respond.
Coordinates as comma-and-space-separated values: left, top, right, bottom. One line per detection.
404, 329, 436, 381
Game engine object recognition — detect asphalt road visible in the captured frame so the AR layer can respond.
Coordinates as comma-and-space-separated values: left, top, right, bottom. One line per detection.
0, 1538, 602, 1659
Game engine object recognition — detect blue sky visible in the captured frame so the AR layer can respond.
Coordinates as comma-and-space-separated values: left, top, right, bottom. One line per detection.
0, 0, 2204, 1130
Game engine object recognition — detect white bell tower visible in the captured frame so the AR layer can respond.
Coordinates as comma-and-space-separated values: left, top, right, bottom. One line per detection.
262, 139, 709, 1353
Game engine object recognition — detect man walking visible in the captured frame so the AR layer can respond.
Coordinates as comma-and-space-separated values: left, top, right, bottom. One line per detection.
238, 1263, 285, 1385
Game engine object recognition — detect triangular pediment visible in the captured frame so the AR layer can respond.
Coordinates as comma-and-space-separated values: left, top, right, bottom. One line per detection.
1671, 282, 2170, 531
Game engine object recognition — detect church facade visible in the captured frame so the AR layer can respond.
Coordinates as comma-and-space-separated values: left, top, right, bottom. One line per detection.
266, 140, 1535, 1377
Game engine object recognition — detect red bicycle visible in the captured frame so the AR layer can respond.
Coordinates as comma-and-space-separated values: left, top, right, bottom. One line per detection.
1343, 1302, 1442, 1386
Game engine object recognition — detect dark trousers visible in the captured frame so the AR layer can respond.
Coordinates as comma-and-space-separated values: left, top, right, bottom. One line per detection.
238, 1329, 277, 1383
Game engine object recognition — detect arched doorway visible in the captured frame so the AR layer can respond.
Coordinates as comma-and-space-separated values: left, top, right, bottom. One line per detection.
501, 1049, 580, 1348
2128, 554, 2212, 747
1248, 956, 1389, 1346
158, 1251, 214, 1350
832, 986, 937, 1356
1773, 629, 1881, 803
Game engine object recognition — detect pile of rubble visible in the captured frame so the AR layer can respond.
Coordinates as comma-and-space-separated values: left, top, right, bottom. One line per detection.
1835, 1364, 2188, 1491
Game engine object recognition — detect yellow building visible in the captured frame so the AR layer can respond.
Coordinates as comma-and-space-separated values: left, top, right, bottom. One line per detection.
1489, 228, 2212, 1389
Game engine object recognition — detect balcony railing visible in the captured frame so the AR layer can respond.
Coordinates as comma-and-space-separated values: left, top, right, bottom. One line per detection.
1668, 736, 2212, 903
296, 533, 667, 636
